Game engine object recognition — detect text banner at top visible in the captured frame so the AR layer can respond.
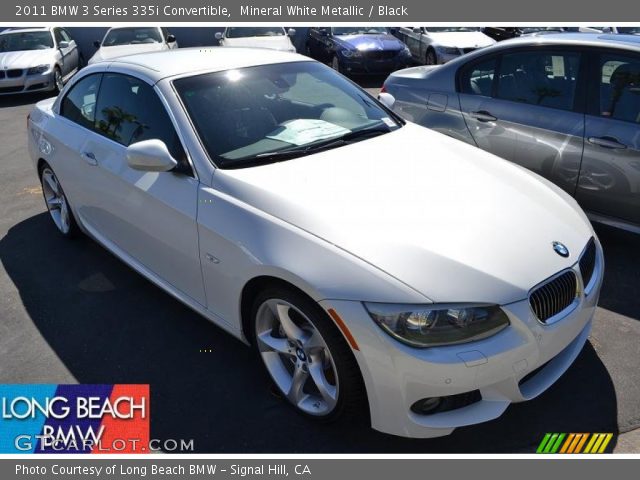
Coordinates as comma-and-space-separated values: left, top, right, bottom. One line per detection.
5, 0, 640, 23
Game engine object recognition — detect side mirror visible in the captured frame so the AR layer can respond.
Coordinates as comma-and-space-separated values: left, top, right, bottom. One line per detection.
378, 92, 396, 110
58, 41, 70, 49
214, 32, 223, 41
126, 140, 178, 172
319, 28, 329, 37
166, 34, 176, 43
413, 27, 422, 34
602, 27, 612, 33
287, 28, 296, 37
93, 40, 101, 48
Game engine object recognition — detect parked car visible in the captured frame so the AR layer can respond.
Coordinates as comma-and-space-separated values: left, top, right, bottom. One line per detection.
215, 27, 296, 53
0, 27, 82, 95
305, 27, 411, 75
393, 27, 495, 65
381, 33, 640, 233
28, 48, 602, 439
88, 27, 177, 64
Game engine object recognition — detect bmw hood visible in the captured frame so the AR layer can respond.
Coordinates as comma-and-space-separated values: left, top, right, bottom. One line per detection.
215, 123, 594, 304
335, 34, 406, 52
222, 36, 295, 52
428, 31, 495, 49
89, 43, 167, 63
0, 49, 54, 69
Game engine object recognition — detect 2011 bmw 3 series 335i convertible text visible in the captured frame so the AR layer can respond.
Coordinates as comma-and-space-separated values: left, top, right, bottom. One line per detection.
27, 48, 603, 438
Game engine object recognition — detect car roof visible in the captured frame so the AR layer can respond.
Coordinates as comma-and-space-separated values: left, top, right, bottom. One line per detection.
102, 47, 313, 83
0, 27, 51, 35
490, 32, 640, 52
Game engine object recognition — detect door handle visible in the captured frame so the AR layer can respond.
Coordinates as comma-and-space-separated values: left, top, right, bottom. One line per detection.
470, 110, 498, 122
81, 151, 97, 165
588, 136, 627, 150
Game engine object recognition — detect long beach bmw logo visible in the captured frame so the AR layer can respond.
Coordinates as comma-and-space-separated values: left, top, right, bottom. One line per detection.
552, 241, 570, 258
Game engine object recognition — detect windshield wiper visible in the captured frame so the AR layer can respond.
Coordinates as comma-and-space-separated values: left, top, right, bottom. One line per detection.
225, 126, 393, 168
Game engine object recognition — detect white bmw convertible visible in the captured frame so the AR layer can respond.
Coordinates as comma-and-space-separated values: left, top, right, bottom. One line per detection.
27, 48, 603, 438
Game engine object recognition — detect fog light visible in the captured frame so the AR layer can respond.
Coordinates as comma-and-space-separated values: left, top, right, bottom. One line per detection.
410, 397, 442, 415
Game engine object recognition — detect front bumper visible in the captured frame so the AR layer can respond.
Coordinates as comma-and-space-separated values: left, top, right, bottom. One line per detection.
340, 55, 411, 75
0, 69, 55, 95
320, 240, 604, 438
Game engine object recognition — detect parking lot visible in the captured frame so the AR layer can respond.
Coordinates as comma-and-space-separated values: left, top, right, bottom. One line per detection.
0, 85, 639, 453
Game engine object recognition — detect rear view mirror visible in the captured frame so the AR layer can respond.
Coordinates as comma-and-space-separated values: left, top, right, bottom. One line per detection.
126, 140, 178, 172
287, 28, 296, 37
378, 92, 396, 110
58, 41, 70, 49
215, 32, 224, 41
93, 40, 101, 48
166, 34, 176, 43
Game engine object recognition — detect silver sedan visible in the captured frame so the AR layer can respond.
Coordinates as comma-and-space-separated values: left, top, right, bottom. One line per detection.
0, 27, 82, 95
382, 33, 640, 234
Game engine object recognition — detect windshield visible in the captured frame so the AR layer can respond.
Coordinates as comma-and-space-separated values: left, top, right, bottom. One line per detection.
423, 27, 479, 32
331, 27, 389, 36
174, 61, 401, 168
226, 27, 285, 38
0, 31, 53, 52
618, 27, 640, 34
102, 27, 162, 46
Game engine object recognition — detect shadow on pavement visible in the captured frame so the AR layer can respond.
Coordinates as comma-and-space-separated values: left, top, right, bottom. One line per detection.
0, 212, 620, 452
593, 224, 640, 321
0, 92, 54, 109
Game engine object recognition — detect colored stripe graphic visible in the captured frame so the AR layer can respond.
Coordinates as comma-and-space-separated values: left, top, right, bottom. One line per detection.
36, 384, 114, 453
1, 384, 150, 454
0, 385, 57, 453
94, 384, 149, 454
537, 433, 614, 454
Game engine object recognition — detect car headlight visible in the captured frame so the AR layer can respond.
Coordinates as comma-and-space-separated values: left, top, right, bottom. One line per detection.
341, 49, 362, 58
27, 64, 50, 75
364, 303, 510, 348
436, 46, 460, 55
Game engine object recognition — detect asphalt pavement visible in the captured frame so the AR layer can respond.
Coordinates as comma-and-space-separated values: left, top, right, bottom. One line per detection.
0, 89, 639, 453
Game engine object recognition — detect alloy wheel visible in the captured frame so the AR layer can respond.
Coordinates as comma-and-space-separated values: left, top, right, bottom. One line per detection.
54, 69, 64, 92
41, 167, 71, 235
255, 298, 339, 416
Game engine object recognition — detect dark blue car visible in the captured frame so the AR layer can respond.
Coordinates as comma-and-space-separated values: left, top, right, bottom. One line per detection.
305, 27, 411, 76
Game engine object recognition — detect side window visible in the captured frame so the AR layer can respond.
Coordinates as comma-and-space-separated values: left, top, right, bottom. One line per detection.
496, 50, 581, 111
460, 57, 497, 96
94, 74, 187, 163
53, 29, 64, 45
60, 74, 102, 129
598, 53, 640, 124
60, 29, 72, 42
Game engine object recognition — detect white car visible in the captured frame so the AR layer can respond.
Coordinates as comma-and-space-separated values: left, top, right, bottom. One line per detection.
27, 48, 603, 439
215, 27, 296, 53
88, 26, 178, 64
0, 27, 82, 95
396, 27, 496, 64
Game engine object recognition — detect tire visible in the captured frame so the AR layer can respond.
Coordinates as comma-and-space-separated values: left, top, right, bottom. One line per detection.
53, 67, 64, 94
39, 162, 79, 238
250, 285, 367, 423
425, 48, 438, 66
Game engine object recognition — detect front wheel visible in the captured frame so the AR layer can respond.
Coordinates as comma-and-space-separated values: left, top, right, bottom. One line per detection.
40, 164, 79, 237
53, 67, 64, 93
425, 49, 438, 65
251, 287, 366, 422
